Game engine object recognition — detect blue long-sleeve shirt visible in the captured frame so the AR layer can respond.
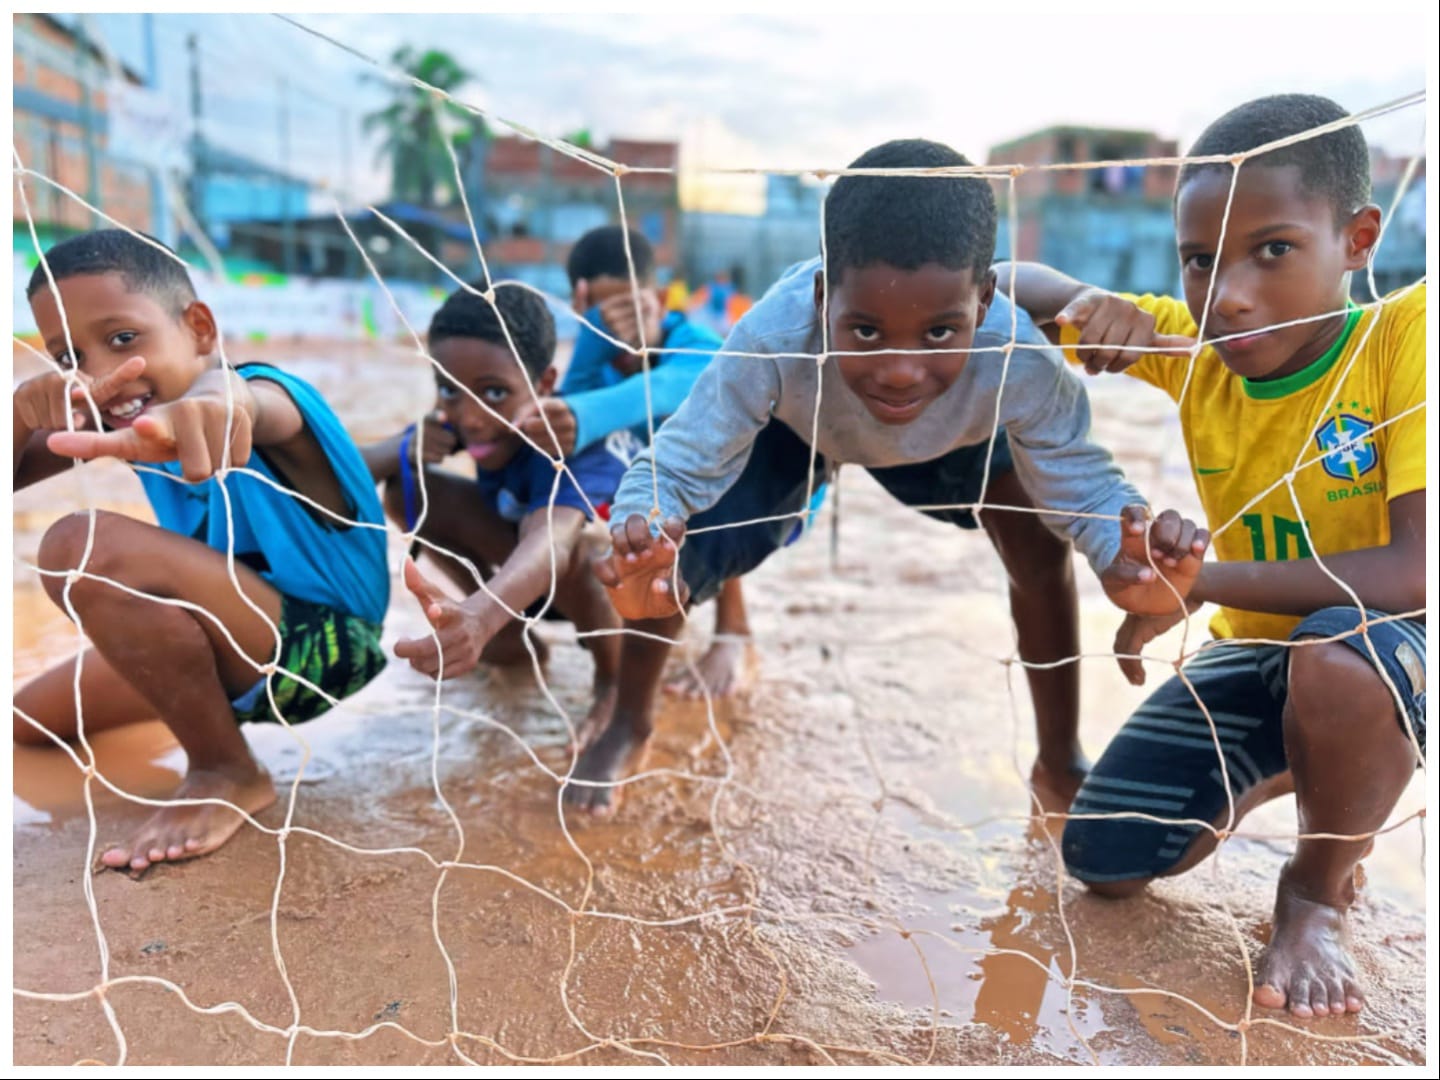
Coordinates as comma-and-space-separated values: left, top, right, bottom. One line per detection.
561, 308, 721, 452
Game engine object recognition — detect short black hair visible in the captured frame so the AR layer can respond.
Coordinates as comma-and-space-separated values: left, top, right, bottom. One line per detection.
1179, 94, 1372, 219
428, 280, 556, 377
823, 139, 997, 287
565, 225, 655, 288
26, 229, 197, 316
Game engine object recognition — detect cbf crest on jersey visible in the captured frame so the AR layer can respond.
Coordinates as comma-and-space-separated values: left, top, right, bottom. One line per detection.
1314, 401, 1377, 482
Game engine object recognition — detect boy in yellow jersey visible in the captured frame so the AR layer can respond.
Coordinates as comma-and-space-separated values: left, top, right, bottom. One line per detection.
997, 94, 1425, 1020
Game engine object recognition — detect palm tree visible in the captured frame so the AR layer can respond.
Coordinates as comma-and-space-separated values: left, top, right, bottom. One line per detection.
362, 47, 488, 207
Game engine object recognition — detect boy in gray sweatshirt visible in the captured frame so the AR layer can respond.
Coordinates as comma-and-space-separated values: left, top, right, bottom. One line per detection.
570, 138, 1209, 816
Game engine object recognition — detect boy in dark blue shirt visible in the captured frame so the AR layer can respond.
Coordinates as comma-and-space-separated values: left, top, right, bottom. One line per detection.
366, 281, 627, 736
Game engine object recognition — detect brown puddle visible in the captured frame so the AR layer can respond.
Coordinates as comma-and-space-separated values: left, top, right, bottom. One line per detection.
10, 342, 1428, 1066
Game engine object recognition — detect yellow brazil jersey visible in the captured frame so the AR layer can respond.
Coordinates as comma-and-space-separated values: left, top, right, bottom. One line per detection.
1062, 284, 1426, 643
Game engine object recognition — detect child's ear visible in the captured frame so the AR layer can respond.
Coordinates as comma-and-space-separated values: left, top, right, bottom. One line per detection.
974, 267, 997, 323
1343, 204, 1383, 271
536, 365, 558, 395
182, 300, 219, 355
812, 269, 826, 314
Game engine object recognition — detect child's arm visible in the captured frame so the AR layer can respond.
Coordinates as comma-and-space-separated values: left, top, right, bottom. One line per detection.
47, 366, 265, 480
360, 410, 458, 483
561, 347, 712, 456
994, 261, 1195, 375
392, 505, 588, 678
12, 356, 147, 487
1191, 490, 1425, 618
558, 302, 620, 396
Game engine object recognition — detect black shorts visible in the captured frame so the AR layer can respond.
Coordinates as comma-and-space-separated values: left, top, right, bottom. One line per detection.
678, 420, 1013, 605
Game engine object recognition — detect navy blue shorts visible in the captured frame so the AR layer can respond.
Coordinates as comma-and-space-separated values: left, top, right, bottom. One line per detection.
1062, 607, 1427, 884
679, 420, 1013, 606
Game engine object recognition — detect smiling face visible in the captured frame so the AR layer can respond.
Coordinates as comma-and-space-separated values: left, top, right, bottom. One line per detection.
1175, 164, 1378, 381
817, 262, 995, 425
29, 272, 213, 428
430, 335, 556, 472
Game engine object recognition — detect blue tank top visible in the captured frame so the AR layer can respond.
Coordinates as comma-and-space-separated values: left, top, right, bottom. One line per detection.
136, 363, 390, 625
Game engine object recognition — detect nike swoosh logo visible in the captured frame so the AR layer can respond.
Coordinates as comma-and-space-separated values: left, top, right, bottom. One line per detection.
1196, 466, 1231, 475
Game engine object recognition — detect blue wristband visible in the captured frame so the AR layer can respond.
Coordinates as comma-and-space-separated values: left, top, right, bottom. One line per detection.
397, 424, 420, 532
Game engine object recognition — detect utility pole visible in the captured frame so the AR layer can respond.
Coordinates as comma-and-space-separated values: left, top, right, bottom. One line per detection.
188, 32, 206, 239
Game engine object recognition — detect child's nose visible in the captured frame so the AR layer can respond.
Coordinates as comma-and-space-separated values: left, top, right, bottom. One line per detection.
871, 353, 926, 389
1210, 266, 1255, 320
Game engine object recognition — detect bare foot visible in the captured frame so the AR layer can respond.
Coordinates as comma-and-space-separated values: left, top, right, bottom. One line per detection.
480, 620, 550, 668
1253, 878, 1365, 1018
99, 766, 277, 873
664, 637, 750, 700
568, 678, 617, 754
563, 722, 649, 818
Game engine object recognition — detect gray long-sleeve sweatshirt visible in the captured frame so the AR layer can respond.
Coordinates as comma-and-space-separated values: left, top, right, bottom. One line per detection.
611, 258, 1140, 573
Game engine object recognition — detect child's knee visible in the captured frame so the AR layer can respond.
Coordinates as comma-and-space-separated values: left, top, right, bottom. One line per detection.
1285, 639, 1396, 736
1062, 815, 1163, 895
37, 511, 126, 604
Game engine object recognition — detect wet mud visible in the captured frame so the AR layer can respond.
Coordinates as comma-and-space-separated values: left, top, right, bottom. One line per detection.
10, 343, 1427, 1065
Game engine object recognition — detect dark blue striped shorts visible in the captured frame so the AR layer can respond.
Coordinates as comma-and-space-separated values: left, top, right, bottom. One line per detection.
1062, 607, 1426, 883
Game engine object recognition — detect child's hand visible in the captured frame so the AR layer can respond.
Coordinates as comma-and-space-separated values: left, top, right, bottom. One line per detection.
14, 356, 148, 435
1056, 288, 1196, 375
577, 279, 664, 367
392, 558, 490, 679
514, 397, 578, 458
46, 391, 253, 481
409, 409, 460, 466
592, 514, 689, 621
1113, 599, 1203, 686
1101, 505, 1210, 616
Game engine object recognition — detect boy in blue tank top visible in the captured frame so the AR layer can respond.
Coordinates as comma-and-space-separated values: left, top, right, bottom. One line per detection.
14, 230, 390, 874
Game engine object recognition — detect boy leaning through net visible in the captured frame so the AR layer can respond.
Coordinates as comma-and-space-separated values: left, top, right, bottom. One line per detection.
515, 224, 827, 703
574, 138, 1213, 817
13, 229, 390, 873
999, 94, 1426, 1019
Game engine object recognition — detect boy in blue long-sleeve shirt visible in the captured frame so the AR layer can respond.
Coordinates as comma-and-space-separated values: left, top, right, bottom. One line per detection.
517, 226, 824, 702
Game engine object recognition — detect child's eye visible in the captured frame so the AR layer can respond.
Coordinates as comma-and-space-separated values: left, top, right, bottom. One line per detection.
1184, 253, 1215, 272
436, 383, 460, 401
926, 326, 957, 344
53, 350, 77, 370
481, 387, 509, 404
852, 326, 880, 343
1257, 241, 1294, 261
108, 330, 137, 349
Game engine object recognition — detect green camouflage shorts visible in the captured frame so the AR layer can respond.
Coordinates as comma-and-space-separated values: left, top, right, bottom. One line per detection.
231, 594, 387, 726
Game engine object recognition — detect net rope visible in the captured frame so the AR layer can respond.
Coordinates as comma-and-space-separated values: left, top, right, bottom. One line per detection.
9, 15, 1429, 1066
